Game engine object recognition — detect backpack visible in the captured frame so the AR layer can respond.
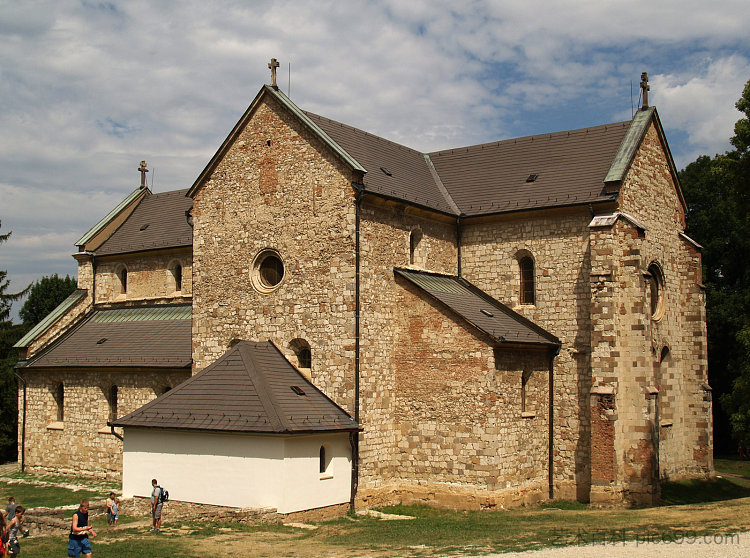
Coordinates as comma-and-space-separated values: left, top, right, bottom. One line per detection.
160, 487, 169, 503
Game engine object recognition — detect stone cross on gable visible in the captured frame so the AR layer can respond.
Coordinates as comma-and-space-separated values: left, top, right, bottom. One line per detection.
640, 72, 650, 109
268, 58, 280, 88
138, 160, 149, 189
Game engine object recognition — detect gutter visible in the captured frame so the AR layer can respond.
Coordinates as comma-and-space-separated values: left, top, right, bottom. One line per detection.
13, 370, 27, 471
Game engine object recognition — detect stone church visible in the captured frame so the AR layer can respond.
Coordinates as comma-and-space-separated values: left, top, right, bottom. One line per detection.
14, 68, 711, 510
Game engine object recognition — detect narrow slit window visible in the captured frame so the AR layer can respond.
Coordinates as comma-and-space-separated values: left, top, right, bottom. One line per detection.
108, 385, 118, 423
409, 229, 422, 265
56, 383, 65, 422
519, 256, 535, 304
119, 267, 128, 294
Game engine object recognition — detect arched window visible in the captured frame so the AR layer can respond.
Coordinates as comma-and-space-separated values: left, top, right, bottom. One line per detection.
289, 338, 312, 370
519, 256, 535, 305
118, 267, 128, 295
171, 263, 183, 292
647, 262, 665, 320
108, 385, 118, 423
55, 383, 65, 421
409, 228, 423, 265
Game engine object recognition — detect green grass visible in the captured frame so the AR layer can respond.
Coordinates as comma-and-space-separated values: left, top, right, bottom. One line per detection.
715, 457, 750, 477
0, 480, 106, 509
661, 475, 750, 505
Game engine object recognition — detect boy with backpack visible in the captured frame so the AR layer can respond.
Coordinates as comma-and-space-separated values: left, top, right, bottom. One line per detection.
150, 479, 167, 533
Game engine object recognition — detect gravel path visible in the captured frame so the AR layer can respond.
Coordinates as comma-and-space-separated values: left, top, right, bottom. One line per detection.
440, 531, 750, 558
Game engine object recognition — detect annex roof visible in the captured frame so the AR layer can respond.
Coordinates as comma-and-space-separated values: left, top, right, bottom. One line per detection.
113, 340, 359, 434
22, 305, 192, 369
395, 268, 560, 347
14, 289, 87, 349
94, 189, 193, 256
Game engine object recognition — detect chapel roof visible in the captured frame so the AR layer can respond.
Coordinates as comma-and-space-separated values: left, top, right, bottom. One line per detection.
22, 304, 192, 369
395, 268, 560, 348
93, 188, 192, 256
311, 111, 630, 217
113, 340, 359, 434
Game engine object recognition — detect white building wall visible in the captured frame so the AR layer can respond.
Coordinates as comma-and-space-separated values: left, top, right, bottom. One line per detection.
121, 429, 352, 513
281, 433, 352, 514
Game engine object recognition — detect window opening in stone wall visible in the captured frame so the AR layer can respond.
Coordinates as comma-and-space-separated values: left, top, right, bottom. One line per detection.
55, 383, 64, 421
108, 385, 118, 423
290, 338, 312, 370
252, 249, 285, 293
161, 386, 172, 395
519, 256, 535, 304
521, 370, 532, 413
647, 263, 665, 320
119, 267, 128, 294
409, 228, 422, 265
171, 263, 183, 292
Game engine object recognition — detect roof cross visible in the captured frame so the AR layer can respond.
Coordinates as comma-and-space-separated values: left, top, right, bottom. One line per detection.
268, 58, 280, 88
138, 160, 149, 189
640, 72, 650, 109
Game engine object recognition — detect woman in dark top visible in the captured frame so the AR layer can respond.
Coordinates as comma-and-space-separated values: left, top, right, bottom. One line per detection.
68, 500, 96, 558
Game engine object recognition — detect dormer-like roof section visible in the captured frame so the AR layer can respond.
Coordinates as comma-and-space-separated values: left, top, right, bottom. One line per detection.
395, 268, 560, 348
94, 189, 192, 256
113, 340, 359, 434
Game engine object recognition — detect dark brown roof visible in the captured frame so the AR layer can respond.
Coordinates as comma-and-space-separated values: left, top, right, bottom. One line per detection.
429, 122, 630, 216
24, 305, 192, 369
306, 111, 630, 217
395, 268, 560, 347
306, 112, 459, 214
94, 189, 192, 255
113, 340, 359, 434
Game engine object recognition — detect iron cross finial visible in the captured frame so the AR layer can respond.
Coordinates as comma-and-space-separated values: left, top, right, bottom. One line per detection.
268, 58, 280, 88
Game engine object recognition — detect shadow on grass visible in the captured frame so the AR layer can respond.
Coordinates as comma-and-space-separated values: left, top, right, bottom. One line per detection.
661, 476, 750, 505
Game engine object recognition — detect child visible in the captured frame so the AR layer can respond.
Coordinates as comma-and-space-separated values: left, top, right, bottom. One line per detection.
111, 498, 119, 526
106, 493, 115, 526
6, 505, 27, 558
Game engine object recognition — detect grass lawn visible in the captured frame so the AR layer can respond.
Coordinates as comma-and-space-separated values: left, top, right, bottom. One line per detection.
8, 459, 750, 558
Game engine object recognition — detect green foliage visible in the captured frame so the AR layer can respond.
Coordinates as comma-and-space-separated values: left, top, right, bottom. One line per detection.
19, 273, 77, 326
680, 79, 750, 451
0, 221, 30, 322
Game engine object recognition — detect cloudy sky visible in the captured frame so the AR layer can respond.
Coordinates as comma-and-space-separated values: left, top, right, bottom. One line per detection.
1, 0, 749, 320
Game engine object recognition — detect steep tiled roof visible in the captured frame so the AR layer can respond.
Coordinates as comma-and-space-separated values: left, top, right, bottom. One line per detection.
94, 189, 192, 255
429, 122, 629, 216
306, 112, 459, 214
305, 112, 630, 217
23, 305, 192, 368
395, 268, 560, 347
113, 340, 359, 434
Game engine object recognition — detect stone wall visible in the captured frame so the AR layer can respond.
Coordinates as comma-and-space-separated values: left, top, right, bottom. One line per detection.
460, 208, 594, 501
94, 248, 192, 304
190, 94, 359, 420
18, 368, 190, 480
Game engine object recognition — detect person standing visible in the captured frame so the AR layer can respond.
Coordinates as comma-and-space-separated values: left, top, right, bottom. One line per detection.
105, 493, 116, 526
6, 505, 26, 558
67, 499, 96, 558
150, 479, 163, 533
4, 499, 16, 524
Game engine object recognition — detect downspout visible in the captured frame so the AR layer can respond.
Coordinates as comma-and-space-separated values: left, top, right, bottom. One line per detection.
350, 182, 364, 512
13, 371, 26, 472
548, 345, 561, 500
106, 422, 124, 442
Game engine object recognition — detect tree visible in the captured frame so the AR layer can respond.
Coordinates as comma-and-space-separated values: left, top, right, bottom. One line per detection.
0, 221, 30, 463
20, 274, 77, 326
680, 79, 750, 452
0, 221, 29, 321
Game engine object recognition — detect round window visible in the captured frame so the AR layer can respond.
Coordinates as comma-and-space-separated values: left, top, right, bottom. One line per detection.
252, 249, 285, 293
647, 263, 665, 320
